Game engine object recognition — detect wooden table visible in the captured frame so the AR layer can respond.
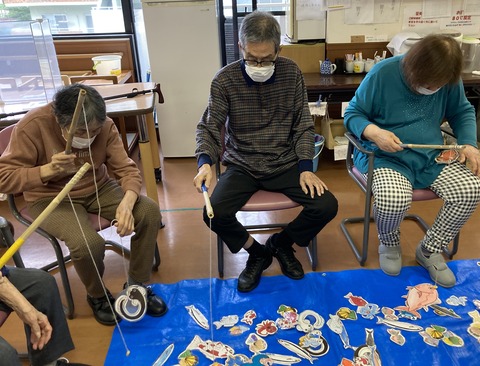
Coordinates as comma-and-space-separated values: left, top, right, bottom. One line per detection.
94, 82, 162, 205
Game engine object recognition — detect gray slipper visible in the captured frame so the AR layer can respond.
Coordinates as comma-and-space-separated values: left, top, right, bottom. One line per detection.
415, 245, 456, 288
378, 244, 402, 276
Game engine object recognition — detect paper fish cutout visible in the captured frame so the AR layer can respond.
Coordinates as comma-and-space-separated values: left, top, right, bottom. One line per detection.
387, 328, 406, 346
376, 316, 423, 332
327, 314, 352, 349
420, 330, 440, 347
255, 320, 278, 337
353, 328, 382, 366
467, 310, 480, 342
357, 303, 380, 320
185, 305, 209, 330
245, 333, 268, 353
344, 292, 368, 307
473, 299, 480, 310
381, 306, 398, 321
446, 295, 468, 306
152, 343, 174, 366
213, 315, 239, 329
337, 307, 357, 321
265, 353, 302, 364
278, 339, 318, 364
441, 330, 464, 347
186, 335, 234, 361
429, 304, 461, 318
395, 283, 440, 319
241, 310, 257, 325
229, 325, 249, 336
299, 330, 329, 356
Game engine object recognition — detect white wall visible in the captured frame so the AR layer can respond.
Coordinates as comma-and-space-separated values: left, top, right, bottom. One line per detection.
326, 0, 480, 43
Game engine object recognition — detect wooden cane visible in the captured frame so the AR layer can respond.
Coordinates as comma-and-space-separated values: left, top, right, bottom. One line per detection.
0, 163, 91, 268
202, 183, 214, 219
65, 89, 87, 154
399, 143, 466, 150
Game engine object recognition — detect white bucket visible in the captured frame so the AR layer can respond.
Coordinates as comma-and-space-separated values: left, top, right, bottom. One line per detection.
92, 55, 122, 76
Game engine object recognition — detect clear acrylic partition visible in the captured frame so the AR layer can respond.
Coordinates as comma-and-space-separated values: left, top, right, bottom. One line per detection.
0, 19, 62, 121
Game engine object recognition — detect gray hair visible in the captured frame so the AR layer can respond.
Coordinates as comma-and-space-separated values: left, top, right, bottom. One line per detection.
53, 83, 107, 127
239, 11, 281, 53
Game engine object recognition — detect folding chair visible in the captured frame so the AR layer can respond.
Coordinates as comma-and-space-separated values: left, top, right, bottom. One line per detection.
340, 132, 459, 266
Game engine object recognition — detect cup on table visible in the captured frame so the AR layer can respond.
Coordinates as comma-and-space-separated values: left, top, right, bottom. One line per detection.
319, 60, 337, 75
353, 60, 365, 73
364, 59, 375, 73
345, 60, 354, 73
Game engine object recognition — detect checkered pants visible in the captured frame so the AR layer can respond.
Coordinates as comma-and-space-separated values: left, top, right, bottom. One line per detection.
371, 162, 480, 252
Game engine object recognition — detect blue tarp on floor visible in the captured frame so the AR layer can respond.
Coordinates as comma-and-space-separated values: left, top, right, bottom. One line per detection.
105, 259, 480, 365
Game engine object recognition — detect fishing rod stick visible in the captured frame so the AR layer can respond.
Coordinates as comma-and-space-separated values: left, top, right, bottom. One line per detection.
0, 162, 91, 268
65, 89, 87, 154
201, 183, 214, 219
399, 143, 466, 150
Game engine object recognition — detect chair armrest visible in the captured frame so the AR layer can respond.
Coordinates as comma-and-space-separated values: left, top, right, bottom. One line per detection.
344, 131, 375, 157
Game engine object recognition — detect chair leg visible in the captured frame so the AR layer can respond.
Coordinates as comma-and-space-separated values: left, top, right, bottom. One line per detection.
0, 217, 25, 268
340, 216, 373, 266
217, 236, 224, 278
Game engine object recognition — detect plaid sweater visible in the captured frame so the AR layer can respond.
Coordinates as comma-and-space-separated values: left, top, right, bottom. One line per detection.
195, 57, 314, 178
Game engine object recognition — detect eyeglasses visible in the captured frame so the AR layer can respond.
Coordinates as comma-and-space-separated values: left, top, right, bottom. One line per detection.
243, 59, 276, 67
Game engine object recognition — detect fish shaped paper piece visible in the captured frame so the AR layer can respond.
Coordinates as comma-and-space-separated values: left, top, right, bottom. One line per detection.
376, 316, 423, 332
185, 305, 209, 330
278, 339, 317, 364
395, 283, 440, 319
152, 343, 174, 366
265, 353, 302, 365
344, 292, 368, 307
186, 335, 234, 361
213, 315, 238, 329
446, 295, 468, 306
429, 304, 461, 318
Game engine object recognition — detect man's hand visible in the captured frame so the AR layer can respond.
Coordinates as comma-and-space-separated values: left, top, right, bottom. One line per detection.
114, 190, 138, 236
459, 145, 480, 176
193, 164, 212, 193
363, 124, 403, 152
300, 171, 328, 198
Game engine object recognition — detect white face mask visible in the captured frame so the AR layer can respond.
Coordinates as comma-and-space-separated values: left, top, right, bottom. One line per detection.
245, 64, 275, 83
416, 86, 441, 95
71, 135, 96, 149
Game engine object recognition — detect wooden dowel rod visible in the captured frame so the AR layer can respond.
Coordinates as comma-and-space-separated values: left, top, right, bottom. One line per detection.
65, 89, 87, 154
0, 163, 91, 268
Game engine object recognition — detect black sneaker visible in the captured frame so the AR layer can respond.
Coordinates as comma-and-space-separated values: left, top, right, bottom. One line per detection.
86, 290, 120, 326
266, 234, 304, 280
237, 248, 273, 293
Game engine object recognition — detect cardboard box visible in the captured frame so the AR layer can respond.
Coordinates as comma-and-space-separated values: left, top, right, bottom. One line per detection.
280, 42, 326, 73
320, 118, 346, 150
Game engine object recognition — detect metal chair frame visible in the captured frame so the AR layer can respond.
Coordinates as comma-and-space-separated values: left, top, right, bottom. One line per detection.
215, 159, 317, 278
340, 132, 459, 266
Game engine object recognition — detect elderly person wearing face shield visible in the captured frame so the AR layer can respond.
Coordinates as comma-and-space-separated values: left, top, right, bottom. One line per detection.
0, 84, 167, 325
344, 34, 480, 287
193, 11, 338, 293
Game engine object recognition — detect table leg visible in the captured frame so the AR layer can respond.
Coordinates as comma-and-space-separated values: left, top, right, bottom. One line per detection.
137, 115, 159, 206
146, 112, 162, 181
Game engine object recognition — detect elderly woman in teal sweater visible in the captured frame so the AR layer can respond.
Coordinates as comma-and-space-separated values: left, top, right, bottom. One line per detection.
344, 34, 480, 287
